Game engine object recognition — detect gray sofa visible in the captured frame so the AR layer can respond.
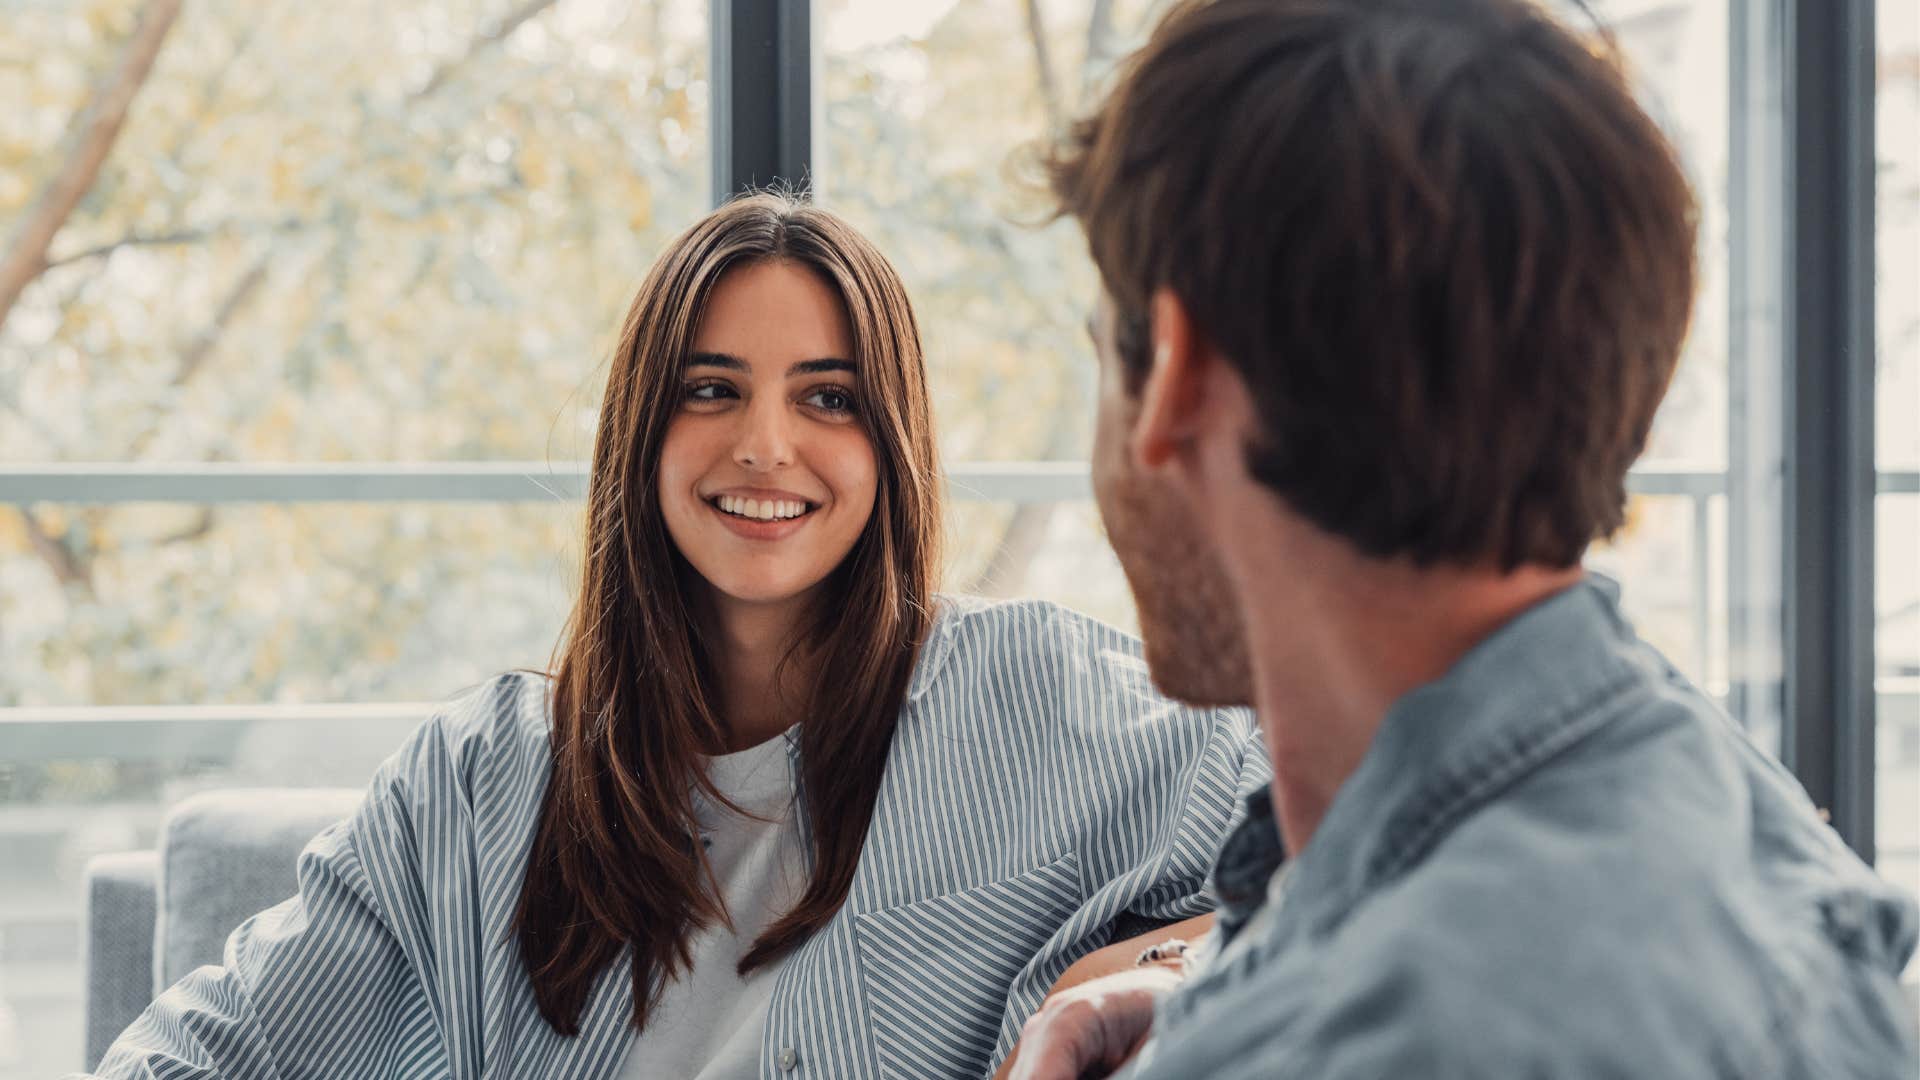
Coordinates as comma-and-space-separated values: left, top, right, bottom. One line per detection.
75, 789, 1920, 1073
79, 788, 362, 1072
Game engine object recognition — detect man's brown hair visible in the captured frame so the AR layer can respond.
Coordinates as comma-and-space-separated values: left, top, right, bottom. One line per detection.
1050, 0, 1698, 569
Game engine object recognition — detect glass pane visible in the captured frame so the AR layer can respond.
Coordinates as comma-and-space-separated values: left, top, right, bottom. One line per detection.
2, 502, 581, 707
1879, 0, 1920, 474
0, 0, 709, 465
1596, 0, 1733, 472
819, 0, 1166, 465
1588, 493, 1728, 696
1878, 495, 1920, 967
948, 500, 1136, 628
1876, 0, 1919, 975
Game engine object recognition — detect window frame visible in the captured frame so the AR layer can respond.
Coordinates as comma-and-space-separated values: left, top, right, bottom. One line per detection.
1767, 0, 1880, 858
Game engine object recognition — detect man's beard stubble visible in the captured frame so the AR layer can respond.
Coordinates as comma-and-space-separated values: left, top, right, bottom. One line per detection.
1100, 465, 1254, 708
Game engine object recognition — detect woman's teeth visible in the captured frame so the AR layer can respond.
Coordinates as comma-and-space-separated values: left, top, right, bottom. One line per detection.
715, 495, 810, 521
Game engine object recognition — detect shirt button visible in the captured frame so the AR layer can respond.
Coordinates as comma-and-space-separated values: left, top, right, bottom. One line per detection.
777, 1047, 799, 1071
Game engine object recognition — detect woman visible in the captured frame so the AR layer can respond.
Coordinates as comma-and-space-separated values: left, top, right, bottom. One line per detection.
89, 195, 1264, 1080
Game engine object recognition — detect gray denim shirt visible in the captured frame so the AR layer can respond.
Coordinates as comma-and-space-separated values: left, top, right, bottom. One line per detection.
1124, 576, 1919, 1079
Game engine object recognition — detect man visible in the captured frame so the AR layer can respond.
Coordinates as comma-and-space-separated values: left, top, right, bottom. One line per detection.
1010, 0, 1920, 1076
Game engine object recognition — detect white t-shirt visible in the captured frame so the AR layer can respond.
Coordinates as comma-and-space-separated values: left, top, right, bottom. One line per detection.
617, 732, 806, 1080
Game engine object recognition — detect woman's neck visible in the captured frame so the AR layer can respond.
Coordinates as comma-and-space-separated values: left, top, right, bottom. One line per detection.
705, 590, 817, 752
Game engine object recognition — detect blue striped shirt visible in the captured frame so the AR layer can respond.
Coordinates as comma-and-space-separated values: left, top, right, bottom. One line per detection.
86, 596, 1268, 1079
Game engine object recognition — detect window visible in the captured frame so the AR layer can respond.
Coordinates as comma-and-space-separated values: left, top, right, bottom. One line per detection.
3, 0, 710, 705
1875, 0, 1920, 960
1582, 0, 1753, 716
818, 0, 1156, 611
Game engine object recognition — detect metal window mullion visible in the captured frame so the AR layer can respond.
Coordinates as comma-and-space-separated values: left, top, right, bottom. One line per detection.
1782, 0, 1877, 860
710, 0, 812, 205
1728, 0, 1791, 763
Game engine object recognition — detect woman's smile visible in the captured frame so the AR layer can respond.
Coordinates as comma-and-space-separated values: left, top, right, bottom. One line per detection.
705, 487, 823, 540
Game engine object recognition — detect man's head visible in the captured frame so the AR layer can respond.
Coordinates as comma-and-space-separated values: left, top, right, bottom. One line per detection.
1053, 0, 1697, 705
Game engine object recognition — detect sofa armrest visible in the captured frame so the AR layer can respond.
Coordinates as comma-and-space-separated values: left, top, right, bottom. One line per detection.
155, 788, 362, 991
81, 850, 159, 1071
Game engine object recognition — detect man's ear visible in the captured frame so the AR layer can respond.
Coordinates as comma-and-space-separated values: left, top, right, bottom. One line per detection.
1132, 288, 1210, 471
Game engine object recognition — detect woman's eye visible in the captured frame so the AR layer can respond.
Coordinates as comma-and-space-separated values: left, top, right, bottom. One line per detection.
685, 381, 736, 403
805, 387, 856, 414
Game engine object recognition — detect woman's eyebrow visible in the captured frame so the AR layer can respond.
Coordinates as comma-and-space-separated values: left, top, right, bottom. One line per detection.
684, 353, 853, 377
788, 358, 855, 376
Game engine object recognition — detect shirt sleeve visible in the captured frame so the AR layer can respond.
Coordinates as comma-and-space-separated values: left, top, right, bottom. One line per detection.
1123, 720, 1269, 925
983, 708, 1267, 1075
80, 729, 452, 1079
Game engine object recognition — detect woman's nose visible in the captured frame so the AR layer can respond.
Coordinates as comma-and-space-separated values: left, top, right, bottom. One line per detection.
733, 397, 795, 471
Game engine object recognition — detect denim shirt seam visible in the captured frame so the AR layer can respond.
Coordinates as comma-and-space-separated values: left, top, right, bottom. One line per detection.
1370, 663, 1641, 877
1309, 659, 1644, 935
1718, 908, 1862, 1080
1163, 666, 1650, 1027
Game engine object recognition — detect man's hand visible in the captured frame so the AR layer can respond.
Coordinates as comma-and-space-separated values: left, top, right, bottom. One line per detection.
1004, 967, 1184, 1080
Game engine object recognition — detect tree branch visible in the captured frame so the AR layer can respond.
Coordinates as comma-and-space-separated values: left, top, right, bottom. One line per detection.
165, 15, 266, 161
42, 215, 308, 271
122, 247, 275, 460
19, 509, 95, 597
173, 251, 273, 389
0, 0, 185, 333
1024, 0, 1064, 132
154, 507, 216, 547
963, 500, 1060, 598
1081, 0, 1116, 97
413, 0, 565, 102
965, 402, 1081, 597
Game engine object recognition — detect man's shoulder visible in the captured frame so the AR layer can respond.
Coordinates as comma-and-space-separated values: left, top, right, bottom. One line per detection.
1336, 711, 1915, 1065
1153, 905, 1913, 1080
1166, 911, 1916, 1079
1144, 707, 1920, 1080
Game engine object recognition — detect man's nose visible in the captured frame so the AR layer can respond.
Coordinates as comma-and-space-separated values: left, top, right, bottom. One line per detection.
733, 397, 795, 471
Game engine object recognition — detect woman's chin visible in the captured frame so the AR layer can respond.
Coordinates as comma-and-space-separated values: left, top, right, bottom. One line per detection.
705, 576, 826, 611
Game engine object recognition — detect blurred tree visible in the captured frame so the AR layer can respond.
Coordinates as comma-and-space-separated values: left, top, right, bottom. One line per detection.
823, 0, 1157, 596
0, 0, 1163, 707
1, 0, 709, 705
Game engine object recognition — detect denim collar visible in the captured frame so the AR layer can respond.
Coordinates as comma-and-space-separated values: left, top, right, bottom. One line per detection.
1212, 574, 1652, 945
1208, 785, 1286, 945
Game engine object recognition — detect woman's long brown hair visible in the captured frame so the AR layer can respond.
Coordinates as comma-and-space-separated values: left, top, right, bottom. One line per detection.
513, 193, 942, 1035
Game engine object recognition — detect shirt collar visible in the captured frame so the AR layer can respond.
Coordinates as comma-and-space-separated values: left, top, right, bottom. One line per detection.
1215, 573, 1651, 941
905, 594, 968, 704
1208, 785, 1287, 945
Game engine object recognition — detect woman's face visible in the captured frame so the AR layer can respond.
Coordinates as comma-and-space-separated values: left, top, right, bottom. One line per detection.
659, 259, 879, 612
